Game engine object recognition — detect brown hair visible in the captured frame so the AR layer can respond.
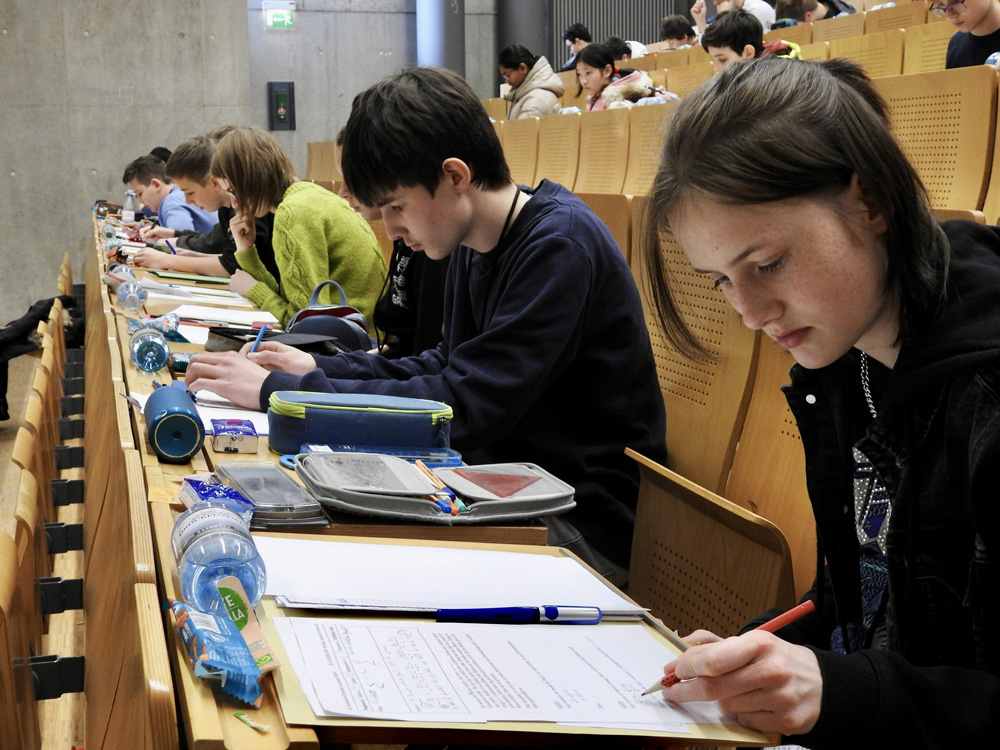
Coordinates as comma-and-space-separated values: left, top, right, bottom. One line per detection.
641, 58, 947, 358
210, 126, 297, 218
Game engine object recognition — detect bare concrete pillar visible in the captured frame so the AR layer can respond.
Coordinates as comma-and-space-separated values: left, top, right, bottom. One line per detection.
496, 0, 549, 62
417, 0, 466, 76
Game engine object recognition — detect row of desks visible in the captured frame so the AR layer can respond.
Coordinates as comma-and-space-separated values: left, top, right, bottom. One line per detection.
86, 217, 760, 748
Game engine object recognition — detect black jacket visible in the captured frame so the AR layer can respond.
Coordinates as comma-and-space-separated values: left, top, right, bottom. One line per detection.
750, 221, 1000, 748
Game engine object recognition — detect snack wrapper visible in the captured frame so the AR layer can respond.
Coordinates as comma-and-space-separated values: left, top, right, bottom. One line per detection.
169, 599, 263, 708
128, 312, 180, 336
178, 476, 256, 524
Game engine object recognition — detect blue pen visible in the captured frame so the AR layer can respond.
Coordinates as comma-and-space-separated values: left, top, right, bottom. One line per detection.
436, 606, 602, 625
249, 324, 268, 354
165, 239, 177, 254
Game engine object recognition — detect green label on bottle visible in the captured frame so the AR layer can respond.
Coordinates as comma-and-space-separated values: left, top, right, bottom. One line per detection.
219, 586, 249, 631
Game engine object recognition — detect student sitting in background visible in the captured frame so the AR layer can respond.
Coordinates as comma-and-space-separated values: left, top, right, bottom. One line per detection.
122, 154, 218, 234
941, 0, 1000, 68
693, 0, 776, 34
333, 129, 450, 358
498, 44, 564, 119
559, 22, 592, 71
210, 126, 386, 328
702, 10, 800, 72
185, 67, 667, 583
660, 15, 700, 48
133, 129, 278, 281
575, 44, 654, 111
774, 0, 856, 23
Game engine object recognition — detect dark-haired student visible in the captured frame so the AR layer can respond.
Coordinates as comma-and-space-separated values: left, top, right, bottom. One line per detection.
498, 44, 564, 119
132, 130, 278, 281
643, 56, 1000, 749
185, 67, 667, 583
940, 0, 1000, 68
334, 131, 450, 358
559, 21, 592, 71
122, 154, 218, 234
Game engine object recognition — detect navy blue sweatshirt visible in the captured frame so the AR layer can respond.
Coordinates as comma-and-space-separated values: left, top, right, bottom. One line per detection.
261, 180, 667, 568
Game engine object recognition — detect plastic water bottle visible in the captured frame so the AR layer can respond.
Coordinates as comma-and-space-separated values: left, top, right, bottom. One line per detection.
128, 329, 169, 372
122, 189, 139, 224
116, 278, 147, 311
172, 504, 267, 613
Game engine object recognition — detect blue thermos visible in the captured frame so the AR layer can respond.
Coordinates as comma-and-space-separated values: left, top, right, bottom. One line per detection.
144, 385, 205, 463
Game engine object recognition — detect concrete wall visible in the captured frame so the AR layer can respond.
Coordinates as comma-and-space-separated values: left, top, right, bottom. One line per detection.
246, 0, 496, 178
0, 0, 252, 324
0, 0, 497, 325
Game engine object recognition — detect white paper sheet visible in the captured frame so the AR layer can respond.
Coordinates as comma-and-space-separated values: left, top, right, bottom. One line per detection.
255, 536, 644, 615
273, 616, 707, 729
169, 304, 278, 327
129, 389, 270, 436
177, 324, 210, 346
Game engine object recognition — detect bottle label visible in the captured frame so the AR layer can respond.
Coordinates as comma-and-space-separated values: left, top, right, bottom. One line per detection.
122, 209, 135, 223
171, 505, 252, 560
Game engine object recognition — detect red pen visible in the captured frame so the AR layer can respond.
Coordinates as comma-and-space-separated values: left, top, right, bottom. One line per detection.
642, 599, 817, 695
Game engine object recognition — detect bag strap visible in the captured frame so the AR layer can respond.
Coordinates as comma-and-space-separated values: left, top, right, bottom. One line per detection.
309, 280, 347, 306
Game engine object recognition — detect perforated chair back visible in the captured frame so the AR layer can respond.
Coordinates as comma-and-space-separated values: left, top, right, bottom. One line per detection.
623, 101, 676, 197
830, 28, 905, 78
665, 62, 714, 99
902, 17, 957, 73
576, 193, 632, 263
812, 12, 867, 42
535, 112, 581, 190
574, 107, 630, 194
876, 65, 997, 211
865, 1, 928, 34
630, 197, 759, 494
502, 116, 540, 187
725, 344, 816, 598
627, 449, 795, 636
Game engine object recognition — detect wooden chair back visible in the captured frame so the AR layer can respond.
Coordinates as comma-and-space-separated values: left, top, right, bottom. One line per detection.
623, 101, 677, 197
574, 107, 630, 194
657, 47, 692, 68
876, 65, 997, 211
576, 193, 632, 263
630, 197, 759, 494
765, 22, 813, 46
535, 112, 581, 190
829, 28, 905, 78
688, 44, 711, 64
367, 218, 394, 266
982, 80, 1000, 224
557, 70, 589, 110
812, 12, 867, 43
902, 16, 957, 73
502, 116, 540, 187
491, 118, 504, 146
865, 1, 928, 34
14, 470, 44, 655
932, 208, 987, 223
482, 96, 508, 121
666, 62, 714, 99
798, 40, 831, 60
627, 449, 795, 636
0, 527, 42, 750
305, 141, 321, 180
626, 54, 660, 71
724, 344, 816, 598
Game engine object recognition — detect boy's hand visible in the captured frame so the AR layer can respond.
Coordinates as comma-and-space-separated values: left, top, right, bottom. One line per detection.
230, 210, 256, 252
142, 226, 176, 241
691, 1, 707, 32
239, 340, 318, 375
184, 351, 270, 410
132, 248, 170, 269
228, 269, 257, 297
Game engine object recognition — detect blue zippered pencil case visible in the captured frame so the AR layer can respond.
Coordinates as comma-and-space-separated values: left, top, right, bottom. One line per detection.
267, 391, 453, 456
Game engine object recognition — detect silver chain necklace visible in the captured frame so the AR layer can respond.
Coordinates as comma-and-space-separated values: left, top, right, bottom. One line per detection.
860, 352, 878, 419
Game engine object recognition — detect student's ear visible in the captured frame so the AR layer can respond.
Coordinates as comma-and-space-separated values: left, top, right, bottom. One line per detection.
440, 158, 473, 195
741, 44, 757, 60
149, 177, 163, 191
846, 172, 888, 237
603, 64, 614, 78
208, 176, 223, 191
518, 62, 529, 75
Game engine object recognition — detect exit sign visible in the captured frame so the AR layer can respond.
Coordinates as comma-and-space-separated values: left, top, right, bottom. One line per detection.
262, 1, 295, 29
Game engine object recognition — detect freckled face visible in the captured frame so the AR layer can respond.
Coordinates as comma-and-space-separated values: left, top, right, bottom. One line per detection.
670, 192, 898, 369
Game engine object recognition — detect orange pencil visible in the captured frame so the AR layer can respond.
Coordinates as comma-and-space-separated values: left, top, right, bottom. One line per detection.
642, 600, 817, 695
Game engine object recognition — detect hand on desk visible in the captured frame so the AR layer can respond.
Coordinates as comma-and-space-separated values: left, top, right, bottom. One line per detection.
132, 248, 172, 269
659, 629, 822, 736
229, 269, 257, 298
240, 340, 318, 376
142, 225, 176, 241
185, 350, 271, 410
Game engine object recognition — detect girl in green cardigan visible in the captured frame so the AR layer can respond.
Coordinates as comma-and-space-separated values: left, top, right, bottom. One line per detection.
211, 126, 385, 329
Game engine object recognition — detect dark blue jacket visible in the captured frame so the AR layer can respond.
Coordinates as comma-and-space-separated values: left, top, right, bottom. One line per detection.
755, 221, 1000, 749
261, 181, 667, 573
